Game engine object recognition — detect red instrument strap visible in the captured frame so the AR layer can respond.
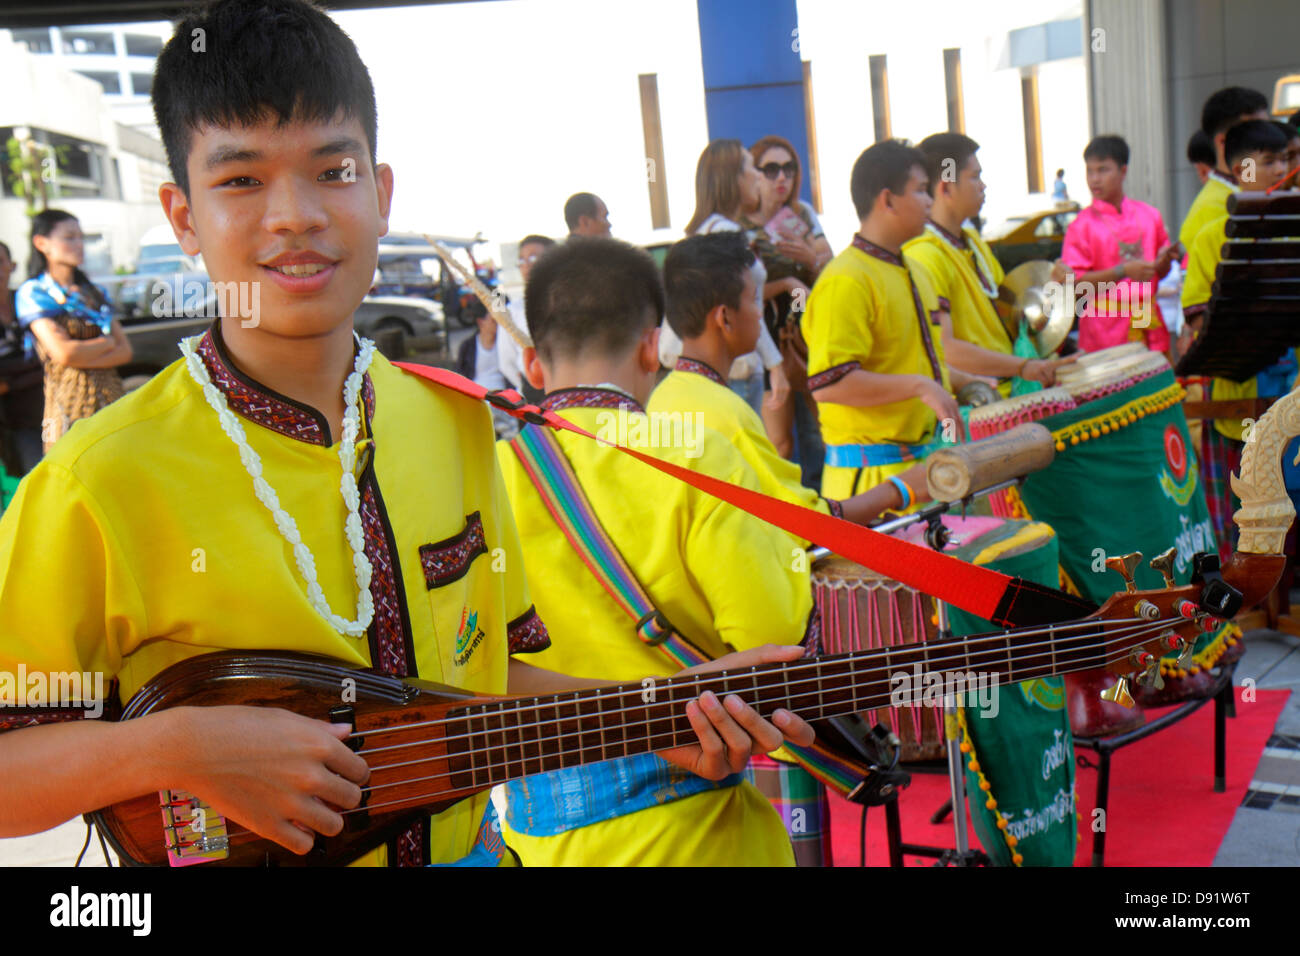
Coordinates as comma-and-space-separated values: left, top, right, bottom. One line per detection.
395, 362, 1039, 625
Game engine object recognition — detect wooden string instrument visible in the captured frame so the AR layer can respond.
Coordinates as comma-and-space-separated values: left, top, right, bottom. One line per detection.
87, 389, 1299, 866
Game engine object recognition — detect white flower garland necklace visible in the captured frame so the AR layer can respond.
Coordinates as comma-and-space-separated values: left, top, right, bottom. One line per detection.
926, 222, 999, 298
179, 334, 376, 636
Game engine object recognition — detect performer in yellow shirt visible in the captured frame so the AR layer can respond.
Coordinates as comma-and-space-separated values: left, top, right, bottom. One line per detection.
905, 133, 1064, 396
1178, 86, 1270, 251
649, 231, 933, 539
802, 140, 966, 501
497, 237, 825, 866
1181, 119, 1291, 560
0, 0, 813, 868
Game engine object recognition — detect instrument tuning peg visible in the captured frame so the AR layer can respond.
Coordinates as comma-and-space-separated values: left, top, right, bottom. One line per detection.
1135, 654, 1165, 691
1149, 548, 1177, 589
1105, 551, 1143, 593
1175, 636, 1197, 670
1100, 676, 1135, 709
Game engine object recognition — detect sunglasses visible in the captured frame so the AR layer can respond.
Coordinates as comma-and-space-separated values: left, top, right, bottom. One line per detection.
760, 161, 797, 180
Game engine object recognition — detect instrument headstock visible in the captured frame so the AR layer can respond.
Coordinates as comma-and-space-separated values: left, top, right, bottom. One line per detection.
1089, 548, 1280, 704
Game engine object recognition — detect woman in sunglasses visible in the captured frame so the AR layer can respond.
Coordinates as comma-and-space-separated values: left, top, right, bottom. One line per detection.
743, 135, 833, 486
659, 140, 789, 416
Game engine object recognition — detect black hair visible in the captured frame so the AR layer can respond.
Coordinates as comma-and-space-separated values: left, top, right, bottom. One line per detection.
518, 234, 556, 251
1201, 86, 1269, 138
563, 193, 601, 232
663, 233, 756, 340
0, 240, 10, 262
1275, 120, 1300, 143
27, 209, 105, 309
1083, 134, 1129, 166
525, 237, 664, 365
849, 140, 926, 219
1186, 129, 1215, 166
1055, 168, 1065, 177
465, 297, 488, 321
1225, 119, 1288, 168
917, 132, 980, 198
152, 0, 378, 196
1289, 112, 1300, 132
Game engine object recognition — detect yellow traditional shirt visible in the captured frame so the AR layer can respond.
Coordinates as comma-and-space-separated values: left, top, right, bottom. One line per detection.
1178, 171, 1236, 252
803, 236, 950, 498
0, 324, 548, 867
905, 222, 1012, 395
648, 358, 835, 547
496, 387, 813, 865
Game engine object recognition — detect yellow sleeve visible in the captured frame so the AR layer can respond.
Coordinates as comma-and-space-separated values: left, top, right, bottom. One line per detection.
0, 462, 147, 682
1181, 220, 1222, 313
682, 454, 812, 654
805, 273, 874, 380
903, 241, 952, 304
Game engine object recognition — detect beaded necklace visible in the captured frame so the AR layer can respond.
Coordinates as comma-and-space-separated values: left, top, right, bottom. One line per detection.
179, 334, 376, 636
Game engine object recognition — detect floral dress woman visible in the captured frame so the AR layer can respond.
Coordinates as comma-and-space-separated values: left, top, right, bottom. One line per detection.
16, 273, 125, 449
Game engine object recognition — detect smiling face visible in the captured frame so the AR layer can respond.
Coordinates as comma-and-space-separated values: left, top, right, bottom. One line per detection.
159, 111, 393, 341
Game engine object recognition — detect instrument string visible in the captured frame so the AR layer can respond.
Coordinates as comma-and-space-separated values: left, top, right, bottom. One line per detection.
351, 615, 1182, 754
350, 621, 1174, 791
199, 618, 1187, 849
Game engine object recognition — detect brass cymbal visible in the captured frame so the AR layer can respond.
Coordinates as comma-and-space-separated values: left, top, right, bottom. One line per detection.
998, 259, 1073, 358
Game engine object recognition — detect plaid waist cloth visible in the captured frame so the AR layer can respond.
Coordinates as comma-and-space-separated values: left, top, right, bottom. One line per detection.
747, 754, 832, 867
1199, 427, 1243, 564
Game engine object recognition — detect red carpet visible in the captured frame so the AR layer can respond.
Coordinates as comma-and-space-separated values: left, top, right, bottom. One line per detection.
828, 689, 1290, 867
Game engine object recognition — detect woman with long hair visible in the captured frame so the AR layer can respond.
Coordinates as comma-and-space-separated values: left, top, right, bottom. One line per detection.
661, 140, 789, 414
744, 134, 834, 488
15, 210, 131, 450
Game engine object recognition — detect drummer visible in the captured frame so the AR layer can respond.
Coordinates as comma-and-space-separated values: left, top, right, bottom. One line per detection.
905, 133, 1068, 397
649, 232, 932, 534
802, 141, 978, 501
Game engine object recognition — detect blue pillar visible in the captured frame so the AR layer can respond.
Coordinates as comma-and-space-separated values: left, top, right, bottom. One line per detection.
696, 0, 813, 207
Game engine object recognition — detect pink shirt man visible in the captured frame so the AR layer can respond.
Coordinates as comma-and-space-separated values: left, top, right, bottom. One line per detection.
1061, 196, 1171, 352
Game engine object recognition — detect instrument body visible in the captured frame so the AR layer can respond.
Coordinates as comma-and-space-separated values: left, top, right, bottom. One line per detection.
87, 541, 1279, 866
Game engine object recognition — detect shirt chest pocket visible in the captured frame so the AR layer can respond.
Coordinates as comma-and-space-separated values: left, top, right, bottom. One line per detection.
420, 511, 492, 681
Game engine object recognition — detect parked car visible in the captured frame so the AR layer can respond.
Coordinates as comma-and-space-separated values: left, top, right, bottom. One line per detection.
117, 292, 446, 391
984, 198, 1080, 272
1274, 73, 1300, 118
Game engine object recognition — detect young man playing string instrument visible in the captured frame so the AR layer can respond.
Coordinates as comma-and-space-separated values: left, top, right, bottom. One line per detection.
802, 140, 973, 502
649, 232, 932, 532
0, 0, 813, 867
904, 133, 1067, 396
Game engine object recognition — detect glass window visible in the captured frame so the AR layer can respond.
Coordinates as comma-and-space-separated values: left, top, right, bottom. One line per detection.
76, 71, 122, 95
12, 29, 53, 53
62, 31, 116, 55
124, 34, 163, 57
131, 73, 153, 96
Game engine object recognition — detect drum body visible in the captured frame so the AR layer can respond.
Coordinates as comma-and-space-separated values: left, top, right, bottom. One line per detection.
1022, 357, 1236, 715
811, 515, 1059, 761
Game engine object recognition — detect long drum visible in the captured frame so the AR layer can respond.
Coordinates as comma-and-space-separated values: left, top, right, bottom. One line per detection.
976, 352, 1239, 724
812, 515, 1059, 761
